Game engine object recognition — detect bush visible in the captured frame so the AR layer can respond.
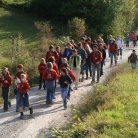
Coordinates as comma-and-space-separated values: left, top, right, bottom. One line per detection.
35, 21, 54, 50
68, 17, 86, 41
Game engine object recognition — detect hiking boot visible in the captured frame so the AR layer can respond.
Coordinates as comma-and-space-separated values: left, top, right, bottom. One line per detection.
85, 76, 88, 80
8, 102, 11, 108
20, 112, 24, 119
3, 109, 8, 112
38, 87, 41, 90
64, 106, 67, 110
29, 107, 33, 114
81, 78, 84, 82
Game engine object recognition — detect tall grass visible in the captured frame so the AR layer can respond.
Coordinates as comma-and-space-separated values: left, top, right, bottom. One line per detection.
51, 64, 138, 138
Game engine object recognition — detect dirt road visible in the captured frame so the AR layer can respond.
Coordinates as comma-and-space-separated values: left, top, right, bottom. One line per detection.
0, 47, 135, 138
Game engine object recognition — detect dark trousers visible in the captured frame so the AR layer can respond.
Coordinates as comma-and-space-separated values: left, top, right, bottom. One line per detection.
100, 60, 104, 76
2, 87, 10, 110
39, 73, 45, 88
85, 62, 92, 77
126, 41, 129, 47
133, 40, 137, 47
67, 85, 71, 97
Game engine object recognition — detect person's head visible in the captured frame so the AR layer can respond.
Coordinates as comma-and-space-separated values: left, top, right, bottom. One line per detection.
63, 58, 67, 63
60, 68, 67, 76
87, 37, 91, 42
93, 45, 98, 52
72, 49, 77, 56
78, 42, 82, 49
85, 44, 92, 52
64, 63, 69, 68
109, 35, 113, 39
20, 74, 27, 83
112, 39, 116, 45
48, 56, 55, 63
17, 64, 23, 72
70, 40, 75, 44
99, 43, 103, 49
93, 40, 97, 44
2, 67, 9, 75
132, 49, 136, 54
66, 43, 72, 49
40, 58, 46, 64
49, 45, 54, 52
81, 37, 85, 42
56, 46, 60, 52
117, 36, 120, 39
46, 62, 53, 69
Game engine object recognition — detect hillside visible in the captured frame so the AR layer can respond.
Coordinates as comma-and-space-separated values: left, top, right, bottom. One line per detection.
0, 7, 38, 47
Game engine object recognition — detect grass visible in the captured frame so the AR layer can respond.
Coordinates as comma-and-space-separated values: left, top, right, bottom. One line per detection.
82, 64, 138, 138
0, 7, 38, 48
51, 64, 138, 138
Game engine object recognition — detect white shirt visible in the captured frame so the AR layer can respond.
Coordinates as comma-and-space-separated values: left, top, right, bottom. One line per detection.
135, 30, 138, 36
116, 39, 124, 49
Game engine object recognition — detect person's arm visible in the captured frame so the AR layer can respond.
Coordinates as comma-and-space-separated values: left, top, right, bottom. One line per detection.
62, 49, 67, 58
103, 49, 106, 60
99, 52, 103, 63
55, 51, 59, 63
45, 52, 49, 62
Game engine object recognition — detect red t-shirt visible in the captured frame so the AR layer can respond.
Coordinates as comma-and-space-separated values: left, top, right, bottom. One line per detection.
42, 69, 58, 81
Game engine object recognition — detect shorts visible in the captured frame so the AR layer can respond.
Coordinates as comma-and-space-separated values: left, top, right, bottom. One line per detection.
18, 93, 30, 107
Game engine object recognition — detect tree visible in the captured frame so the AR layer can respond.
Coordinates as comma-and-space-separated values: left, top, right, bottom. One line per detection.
68, 17, 86, 41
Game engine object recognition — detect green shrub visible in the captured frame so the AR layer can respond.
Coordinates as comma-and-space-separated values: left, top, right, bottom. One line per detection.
68, 17, 86, 42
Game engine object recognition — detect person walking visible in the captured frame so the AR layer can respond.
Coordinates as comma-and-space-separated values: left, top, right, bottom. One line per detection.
116, 36, 124, 59
14, 64, 29, 112
130, 31, 137, 47
63, 63, 75, 99
109, 40, 118, 67
85, 44, 92, 79
90, 45, 103, 83
43, 62, 58, 104
59, 68, 72, 109
38, 58, 46, 90
99, 44, 106, 77
45, 45, 59, 63
69, 49, 81, 90
18, 74, 33, 119
63, 43, 73, 61
77, 42, 86, 82
0, 67, 12, 112
135, 27, 138, 41
128, 50, 138, 70
107, 35, 114, 57
125, 34, 131, 47
56, 46, 63, 70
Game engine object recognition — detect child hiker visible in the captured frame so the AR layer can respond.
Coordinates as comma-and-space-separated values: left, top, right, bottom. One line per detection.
64, 63, 75, 99
18, 74, 33, 119
59, 68, 72, 109
128, 50, 138, 70
14, 64, 29, 112
0, 67, 12, 112
61, 58, 68, 69
43, 62, 58, 105
38, 58, 46, 90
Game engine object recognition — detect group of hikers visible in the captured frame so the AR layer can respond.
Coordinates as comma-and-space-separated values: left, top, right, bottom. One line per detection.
0, 29, 138, 119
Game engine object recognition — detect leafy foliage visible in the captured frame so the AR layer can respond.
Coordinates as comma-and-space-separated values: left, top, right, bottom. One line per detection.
68, 17, 86, 41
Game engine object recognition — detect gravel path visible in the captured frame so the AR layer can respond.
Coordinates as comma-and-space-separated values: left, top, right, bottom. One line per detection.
0, 47, 135, 138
